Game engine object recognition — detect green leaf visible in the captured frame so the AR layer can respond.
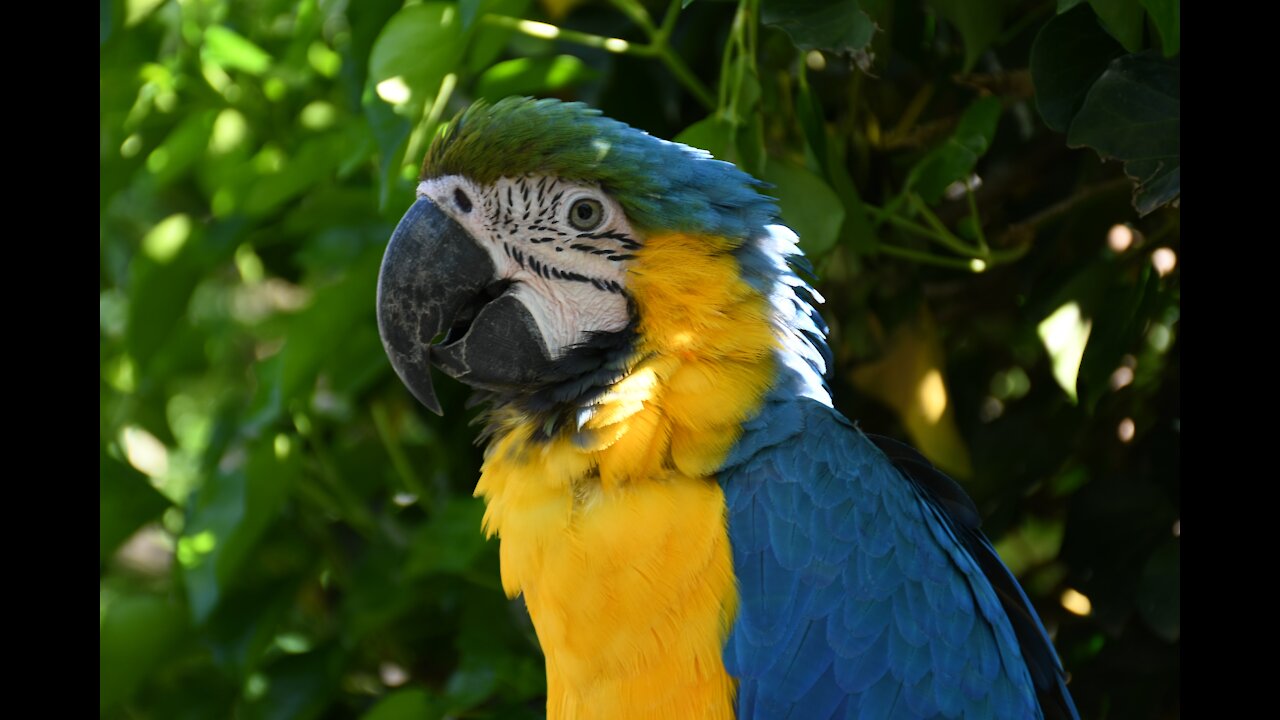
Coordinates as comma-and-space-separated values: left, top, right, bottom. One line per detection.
1030, 5, 1125, 133
363, 82, 413, 211
1067, 52, 1180, 215
100, 0, 113, 45
926, 0, 1014, 72
467, 0, 534, 74
242, 132, 349, 217
1136, 539, 1180, 642
147, 110, 218, 187
126, 228, 204, 375
474, 55, 597, 102
101, 447, 171, 563
203, 26, 273, 76
443, 656, 499, 712
904, 96, 1002, 204
1077, 266, 1159, 410
242, 647, 343, 720
1087, 0, 1144, 52
1139, 0, 1179, 56
737, 112, 767, 179
405, 497, 488, 577
179, 436, 300, 623
362, 688, 436, 720
764, 160, 845, 258
674, 116, 736, 161
101, 594, 188, 710
762, 0, 875, 55
459, 0, 482, 29
825, 129, 876, 256
368, 2, 467, 116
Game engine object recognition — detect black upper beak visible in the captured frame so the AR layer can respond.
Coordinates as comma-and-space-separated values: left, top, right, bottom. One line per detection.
376, 196, 551, 414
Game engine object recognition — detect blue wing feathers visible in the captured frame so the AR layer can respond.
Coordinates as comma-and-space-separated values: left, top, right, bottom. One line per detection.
722, 398, 1076, 719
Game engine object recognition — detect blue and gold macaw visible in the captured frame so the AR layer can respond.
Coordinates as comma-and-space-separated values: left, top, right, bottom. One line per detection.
377, 98, 1078, 719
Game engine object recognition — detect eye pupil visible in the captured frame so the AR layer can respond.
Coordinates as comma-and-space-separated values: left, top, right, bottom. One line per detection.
454, 188, 472, 213
569, 198, 603, 230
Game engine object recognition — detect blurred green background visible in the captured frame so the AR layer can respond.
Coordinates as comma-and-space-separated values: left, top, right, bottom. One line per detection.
100, 0, 1179, 717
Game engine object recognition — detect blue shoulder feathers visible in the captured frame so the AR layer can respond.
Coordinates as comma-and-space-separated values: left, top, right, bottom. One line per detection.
719, 226, 1078, 719
720, 398, 1078, 719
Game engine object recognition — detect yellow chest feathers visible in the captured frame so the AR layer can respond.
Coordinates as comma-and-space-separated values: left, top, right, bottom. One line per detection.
472, 233, 777, 719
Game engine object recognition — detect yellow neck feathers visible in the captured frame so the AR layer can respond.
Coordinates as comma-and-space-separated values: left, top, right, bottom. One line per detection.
473, 232, 778, 719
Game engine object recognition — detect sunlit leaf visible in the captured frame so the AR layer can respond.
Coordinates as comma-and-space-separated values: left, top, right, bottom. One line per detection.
147, 110, 218, 186
101, 447, 172, 563
475, 55, 597, 102
993, 515, 1065, 576
126, 230, 205, 376
850, 308, 973, 478
368, 3, 467, 116
203, 26, 273, 76
1038, 301, 1092, 403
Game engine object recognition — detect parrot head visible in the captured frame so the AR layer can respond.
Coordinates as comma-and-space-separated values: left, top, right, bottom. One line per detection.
377, 97, 820, 424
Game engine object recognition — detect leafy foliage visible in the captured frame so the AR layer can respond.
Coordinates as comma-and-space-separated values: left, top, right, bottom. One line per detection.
101, 0, 1179, 718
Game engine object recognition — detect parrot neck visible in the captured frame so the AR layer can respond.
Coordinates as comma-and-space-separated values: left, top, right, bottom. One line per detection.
472, 230, 785, 719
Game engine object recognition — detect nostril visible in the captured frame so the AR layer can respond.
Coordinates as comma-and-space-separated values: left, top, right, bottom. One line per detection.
454, 188, 473, 213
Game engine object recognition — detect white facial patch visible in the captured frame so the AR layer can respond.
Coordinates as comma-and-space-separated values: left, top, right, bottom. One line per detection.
418, 175, 635, 358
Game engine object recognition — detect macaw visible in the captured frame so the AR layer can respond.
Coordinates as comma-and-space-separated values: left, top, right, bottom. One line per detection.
376, 97, 1078, 720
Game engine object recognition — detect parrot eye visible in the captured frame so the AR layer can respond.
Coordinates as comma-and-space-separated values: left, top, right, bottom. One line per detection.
453, 188, 473, 213
568, 198, 604, 231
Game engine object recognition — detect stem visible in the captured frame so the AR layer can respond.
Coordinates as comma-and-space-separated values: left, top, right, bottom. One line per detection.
876, 243, 981, 270
907, 194, 956, 244
608, 0, 655, 34
995, 177, 1131, 246
894, 214, 972, 254
965, 183, 990, 256
656, 0, 683, 45
659, 47, 716, 109
483, 15, 637, 53
885, 83, 934, 146
717, 2, 740, 111
404, 72, 457, 170
480, 13, 714, 110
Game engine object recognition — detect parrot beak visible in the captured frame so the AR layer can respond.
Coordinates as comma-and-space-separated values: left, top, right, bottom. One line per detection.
376, 197, 551, 414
